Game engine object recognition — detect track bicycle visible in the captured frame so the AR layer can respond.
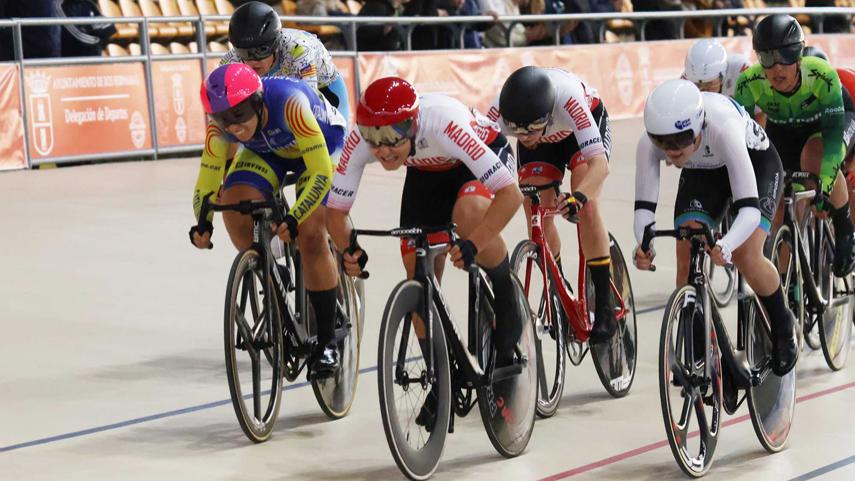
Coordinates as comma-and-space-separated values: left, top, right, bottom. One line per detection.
509, 181, 637, 418
642, 223, 796, 477
357, 224, 537, 480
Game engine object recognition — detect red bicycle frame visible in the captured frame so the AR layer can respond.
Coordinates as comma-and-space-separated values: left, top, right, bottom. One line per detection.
520, 187, 627, 344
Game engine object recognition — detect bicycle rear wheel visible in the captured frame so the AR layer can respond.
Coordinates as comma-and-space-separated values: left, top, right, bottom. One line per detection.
378, 280, 451, 481
224, 249, 283, 443
510, 240, 566, 419
588, 234, 638, 397
311, 266, 363, 419
477, 274, 538, 458
746, 297, 796, 453
815, 221, 853, 371
659, 285, 721, 478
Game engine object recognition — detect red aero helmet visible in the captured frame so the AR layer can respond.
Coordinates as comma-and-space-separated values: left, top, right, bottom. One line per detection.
356, 77, 419, 127
200, 63, 263, 115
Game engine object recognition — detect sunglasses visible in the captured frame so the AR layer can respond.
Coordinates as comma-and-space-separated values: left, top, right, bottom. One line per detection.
234, 43, 276, 61
648, 130, 695, 151
358, 121, 414, 148
210, 101, 257, 128
693, 75, 723, 93
504, 115, 550, 135
757, 43, 803, 69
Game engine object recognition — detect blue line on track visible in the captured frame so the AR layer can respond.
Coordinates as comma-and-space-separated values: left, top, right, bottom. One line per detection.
788, 454, 855, 481
0, 303, 671, 454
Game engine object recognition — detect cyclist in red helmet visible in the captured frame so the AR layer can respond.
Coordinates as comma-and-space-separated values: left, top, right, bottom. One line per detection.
192, 63, 348, 378
326, 77, 524, 430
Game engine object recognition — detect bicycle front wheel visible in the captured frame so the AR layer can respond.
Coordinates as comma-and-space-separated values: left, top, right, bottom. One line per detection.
659, 285, 721, 478
588, 234, 638, 398
378, 280, 451, 481
771, 225, 806, 351
510, 240, 566, 419
746, 297, 796, 453
224, 249, 283, 443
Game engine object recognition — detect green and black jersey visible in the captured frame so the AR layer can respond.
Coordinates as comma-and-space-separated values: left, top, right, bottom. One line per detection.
734, 56, 845, 193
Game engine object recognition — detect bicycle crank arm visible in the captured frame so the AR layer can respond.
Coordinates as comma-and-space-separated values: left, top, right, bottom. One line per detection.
750, 358, 773, 387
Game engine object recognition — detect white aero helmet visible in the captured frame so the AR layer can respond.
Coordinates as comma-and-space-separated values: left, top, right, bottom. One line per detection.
683, 39, 728, 84
644, 79, 705, 150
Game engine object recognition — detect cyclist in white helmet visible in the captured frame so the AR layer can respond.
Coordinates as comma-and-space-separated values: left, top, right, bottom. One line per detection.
634, 79, 798, 378
683, 39, 750, 97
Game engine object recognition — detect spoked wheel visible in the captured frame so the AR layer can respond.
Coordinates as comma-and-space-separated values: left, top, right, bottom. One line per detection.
815, 221, 853, 371
378, 280, 451, 481
771, 225, 806, 351
477, 274, 538, 458
311, 262, 363, 419
659, 285, 722, 478
224, 249, 284, 443
800, 212, 823, 350
510, 240, 566, 418
587, 234, 638, 397
745, 297, 796, 453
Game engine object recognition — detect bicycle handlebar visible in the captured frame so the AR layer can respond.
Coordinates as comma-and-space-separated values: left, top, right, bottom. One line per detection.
641, 222, 716, 272
519, 180, 561, 198
349, 224, 461, 279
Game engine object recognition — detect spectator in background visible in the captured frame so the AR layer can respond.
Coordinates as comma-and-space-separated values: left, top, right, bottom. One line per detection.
402, 0, 447, 49
480, 0, 528, 47
60, 0, 117, 57
356, 0, 403, 51
523, 0, 600, 46
806, 0, 850, 34
439, 0, 493, 48
297, 0, 351, 16
631, 0, 682, 40
0, 0, 62, 60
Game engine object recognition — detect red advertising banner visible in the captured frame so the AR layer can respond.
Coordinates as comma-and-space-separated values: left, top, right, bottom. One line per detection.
151, 60, 206, 147
23, 63, 152, 160
0, 64, 26, 170
357, 34, 855, 120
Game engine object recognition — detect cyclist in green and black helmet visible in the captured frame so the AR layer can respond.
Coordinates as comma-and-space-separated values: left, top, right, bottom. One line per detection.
735, 14, 855, 277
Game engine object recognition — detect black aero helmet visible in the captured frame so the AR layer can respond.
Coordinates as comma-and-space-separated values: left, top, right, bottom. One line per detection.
803, 45, 829, 62
229, 1, 280, 49
752, 14, 804, 52
499, 66, 556, 133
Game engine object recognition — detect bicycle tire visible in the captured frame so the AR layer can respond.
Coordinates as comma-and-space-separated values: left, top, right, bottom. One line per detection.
588, 234, 638, 398
510, 240, 566, 419
800, 211, 823, 350
659, 285, 721, 478
378, 280, 451, 481
311, 267, 363, 419
746, 296, 796, 453
224, 249, 284, 443
815, 221, 853, 371
477, 274, 538, 458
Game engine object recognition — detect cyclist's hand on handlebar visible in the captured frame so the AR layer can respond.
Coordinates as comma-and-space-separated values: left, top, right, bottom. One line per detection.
558, 191, 588, 223
189, 222, 213, 250
450, 239, 478, 270
343, 248, 368, 278
708, 244, 729, 266
633, 245, 655, 270
274, 214, 299, 243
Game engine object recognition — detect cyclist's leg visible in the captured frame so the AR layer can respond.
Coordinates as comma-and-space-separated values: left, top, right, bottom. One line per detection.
800, 134, 855, 276
220, 148, 284, 250
736, 145, 797, 375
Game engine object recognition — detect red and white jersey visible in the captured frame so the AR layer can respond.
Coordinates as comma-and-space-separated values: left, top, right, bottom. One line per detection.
486, 68, 605, 160
327, 93, 516, 212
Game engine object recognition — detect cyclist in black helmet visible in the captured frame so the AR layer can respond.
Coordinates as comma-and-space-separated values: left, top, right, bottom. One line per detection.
735, 14, 855, 277
487, 66, 617, 345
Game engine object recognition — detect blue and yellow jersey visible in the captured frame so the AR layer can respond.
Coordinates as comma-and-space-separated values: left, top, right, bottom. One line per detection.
194, 77, 345, 224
